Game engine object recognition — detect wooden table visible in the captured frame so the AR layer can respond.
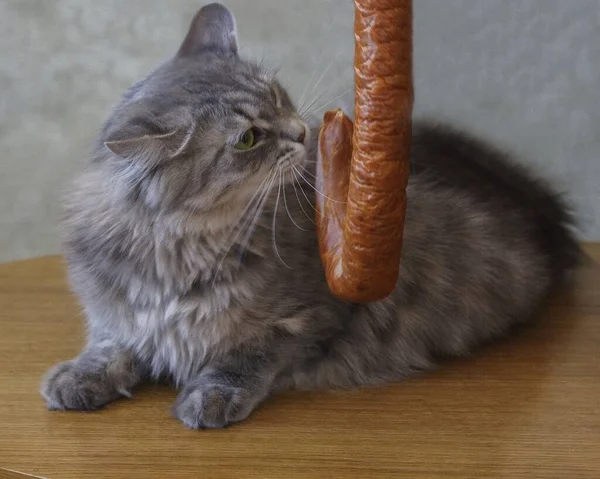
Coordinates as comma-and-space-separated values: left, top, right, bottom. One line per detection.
0, 247, 599, 479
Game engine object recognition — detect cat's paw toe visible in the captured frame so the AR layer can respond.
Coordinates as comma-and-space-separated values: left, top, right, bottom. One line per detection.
41, 361, 120, 411
173, 383, 255, 429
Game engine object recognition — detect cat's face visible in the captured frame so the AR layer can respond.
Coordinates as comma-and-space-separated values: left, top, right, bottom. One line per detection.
101, 4, 310, 219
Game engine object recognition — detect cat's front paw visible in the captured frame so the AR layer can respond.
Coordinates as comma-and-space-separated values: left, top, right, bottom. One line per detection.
173, 382, 258, 429
41, 360, 123, 411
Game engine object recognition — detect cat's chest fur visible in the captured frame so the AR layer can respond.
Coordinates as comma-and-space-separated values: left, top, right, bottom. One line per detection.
121, 279, 259, 385
113, 241, 268, 386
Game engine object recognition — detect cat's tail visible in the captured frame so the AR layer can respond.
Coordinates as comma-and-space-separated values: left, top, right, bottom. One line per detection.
533, 191, 583, 286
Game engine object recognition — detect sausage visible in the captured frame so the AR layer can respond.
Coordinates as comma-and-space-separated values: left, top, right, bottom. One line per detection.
316, 0, 413, 303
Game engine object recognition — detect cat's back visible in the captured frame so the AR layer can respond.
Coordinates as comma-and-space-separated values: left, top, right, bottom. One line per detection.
374, 122, 581, 355
407, 122, 580, 284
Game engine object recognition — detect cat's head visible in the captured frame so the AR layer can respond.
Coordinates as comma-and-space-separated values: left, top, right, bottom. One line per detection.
100, 3, 310, 220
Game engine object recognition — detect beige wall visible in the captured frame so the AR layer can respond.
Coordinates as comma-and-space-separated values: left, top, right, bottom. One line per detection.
1, 0, 598, 262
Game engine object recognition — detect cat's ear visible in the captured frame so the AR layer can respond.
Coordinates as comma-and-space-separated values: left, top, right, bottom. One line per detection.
104, 129, 191, 162
177, 3, 238, 57
104, 108, 195, 163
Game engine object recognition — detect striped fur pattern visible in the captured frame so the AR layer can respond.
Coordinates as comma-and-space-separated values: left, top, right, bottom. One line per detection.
41, 4, 580, 429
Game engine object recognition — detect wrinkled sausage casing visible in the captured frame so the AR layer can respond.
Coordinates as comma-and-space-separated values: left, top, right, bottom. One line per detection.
316, 0, 413, 303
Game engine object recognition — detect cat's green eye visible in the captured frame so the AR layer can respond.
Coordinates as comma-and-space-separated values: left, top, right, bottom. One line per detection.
234, 128, 258, 150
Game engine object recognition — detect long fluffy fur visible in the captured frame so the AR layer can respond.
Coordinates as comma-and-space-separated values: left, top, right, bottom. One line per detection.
41, 4, 580, 429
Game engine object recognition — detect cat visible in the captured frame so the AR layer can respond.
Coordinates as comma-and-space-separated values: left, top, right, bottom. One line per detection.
41, 3, 580, 429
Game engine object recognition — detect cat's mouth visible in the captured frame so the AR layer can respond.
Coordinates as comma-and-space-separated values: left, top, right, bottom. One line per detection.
275, 146, 311, 186
276, 148, 306, 170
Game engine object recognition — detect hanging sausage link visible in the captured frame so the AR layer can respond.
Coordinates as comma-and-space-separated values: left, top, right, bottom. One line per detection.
316, 0, 413, 303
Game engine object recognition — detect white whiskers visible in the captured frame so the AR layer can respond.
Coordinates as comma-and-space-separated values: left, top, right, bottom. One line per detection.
308, 87, 353, 117
291, 172, 315, 224
282, 170, 309, 232
272, 171, 293, 269
291, 168, 335, 221
296, 16, 338, 112
211, 171, 277, 287
235, 173, 279, 264
293, 166, 346, 204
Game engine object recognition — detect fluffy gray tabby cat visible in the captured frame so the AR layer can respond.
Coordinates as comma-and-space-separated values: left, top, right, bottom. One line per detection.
41, 3, 580, 429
